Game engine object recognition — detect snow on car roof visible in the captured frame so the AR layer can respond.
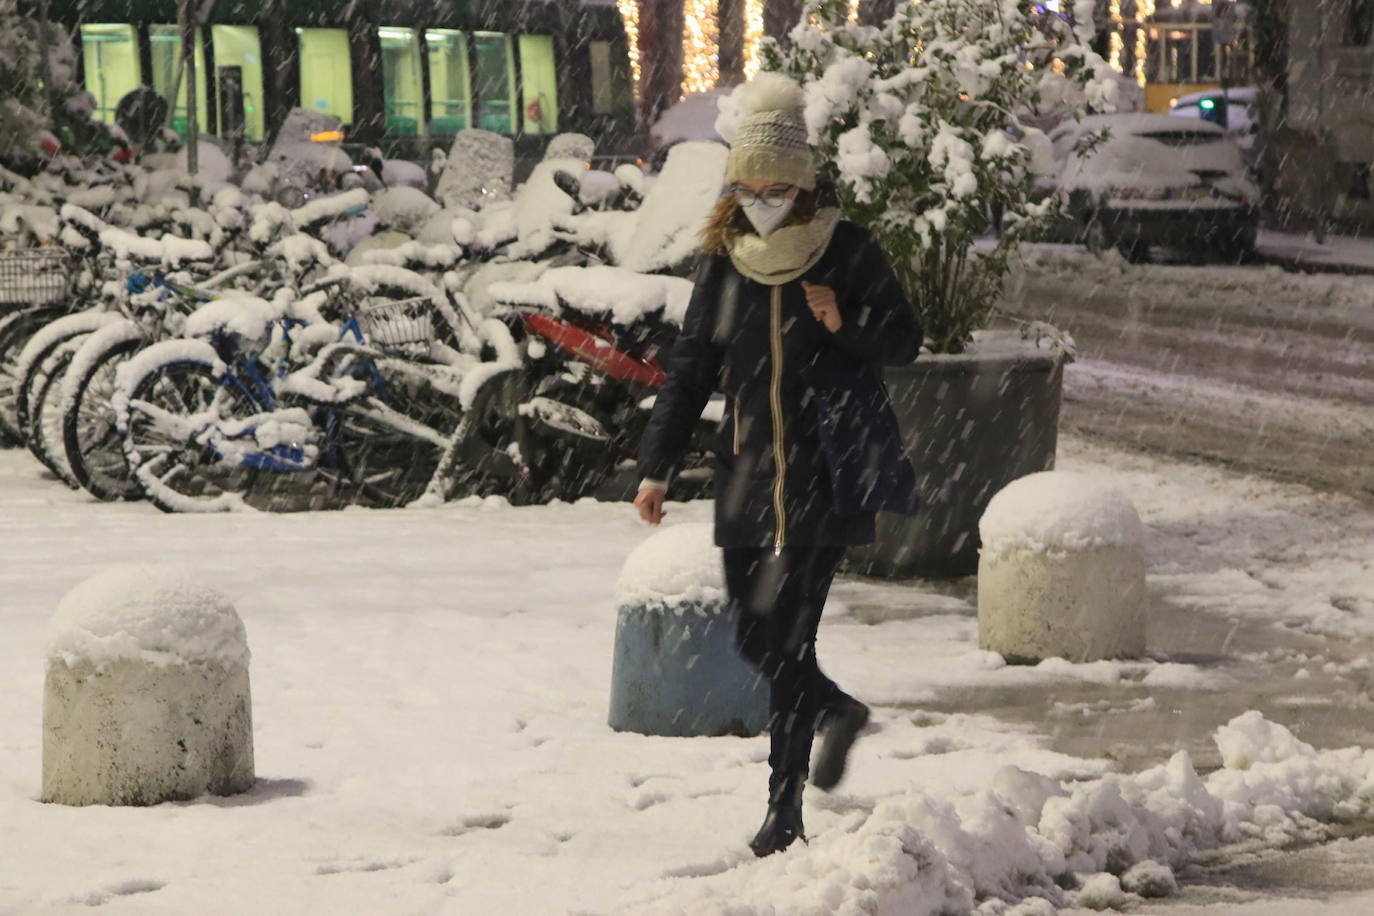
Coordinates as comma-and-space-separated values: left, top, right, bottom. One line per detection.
1051, 113, 1227, 140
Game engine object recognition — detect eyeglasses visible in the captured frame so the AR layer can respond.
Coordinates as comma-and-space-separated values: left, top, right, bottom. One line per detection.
729, 185, 797, 208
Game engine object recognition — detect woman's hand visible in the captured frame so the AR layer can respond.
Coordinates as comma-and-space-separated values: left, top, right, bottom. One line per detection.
801, 282, 843, 333
634, 487, 666, 525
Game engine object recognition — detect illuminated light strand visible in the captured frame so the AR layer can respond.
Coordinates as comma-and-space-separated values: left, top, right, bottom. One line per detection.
680, 0, 720, 96
1136, 0, 1155, 88
1108, 0, 1124, 73
848, 0, 861, 23
743, 0, 765, 80
616, 0, 641, 98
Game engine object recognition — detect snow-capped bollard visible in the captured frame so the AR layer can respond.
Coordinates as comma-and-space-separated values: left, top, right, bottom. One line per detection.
42, 566, 254, 806
977, 472, 1147, 664
608, 523, 768, 737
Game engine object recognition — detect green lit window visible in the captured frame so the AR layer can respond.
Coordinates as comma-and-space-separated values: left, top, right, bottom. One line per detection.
380, 26, 423, 137
472, 31, 516, 135
80, 24, 141, 125
518, 35, 558, 135
211, 25, 264, 141
296, 28, 353, 126
426, 29, 470, 135
150, 25, 208, 139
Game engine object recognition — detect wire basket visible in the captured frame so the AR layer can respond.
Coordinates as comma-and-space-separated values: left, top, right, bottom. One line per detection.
0, 247, 71, 308
359, 296, 436, 350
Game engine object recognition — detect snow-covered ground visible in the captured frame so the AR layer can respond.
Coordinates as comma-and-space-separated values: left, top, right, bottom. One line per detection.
1256, 230, 1374, 273
2, 433, 1373, 914
1006, 246, 1374, 495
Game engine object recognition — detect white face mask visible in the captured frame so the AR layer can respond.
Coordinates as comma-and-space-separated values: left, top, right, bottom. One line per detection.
740, 198, 795, 238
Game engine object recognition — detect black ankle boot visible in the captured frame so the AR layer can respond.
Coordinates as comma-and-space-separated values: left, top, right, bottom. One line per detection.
749, 781, 805, 857
811, 696, 870, 791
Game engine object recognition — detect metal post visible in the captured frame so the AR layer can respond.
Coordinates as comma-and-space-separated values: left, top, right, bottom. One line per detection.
180, 2, 199, 183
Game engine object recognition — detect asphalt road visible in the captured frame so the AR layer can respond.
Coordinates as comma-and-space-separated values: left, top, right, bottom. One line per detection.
1003, 250, 1374, 497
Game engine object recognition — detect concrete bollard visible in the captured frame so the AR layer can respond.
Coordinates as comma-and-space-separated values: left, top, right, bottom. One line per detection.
608, 523, 768, 737
977, 472, 1147, 664
42, 566, 254, 806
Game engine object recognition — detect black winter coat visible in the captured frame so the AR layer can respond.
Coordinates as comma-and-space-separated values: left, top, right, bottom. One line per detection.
638, 220, 923, 549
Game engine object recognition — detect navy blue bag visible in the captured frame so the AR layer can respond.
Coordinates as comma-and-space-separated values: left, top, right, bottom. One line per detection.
809, 366, 920, 517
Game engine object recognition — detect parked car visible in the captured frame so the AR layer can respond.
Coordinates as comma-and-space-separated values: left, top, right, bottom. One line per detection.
1036, 113, 1259, 263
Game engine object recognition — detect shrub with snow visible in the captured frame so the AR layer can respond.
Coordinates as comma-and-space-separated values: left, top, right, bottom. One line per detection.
1120, 860, 1177, 898
746, 0, 1117, 352
1073, 872, 1127, 910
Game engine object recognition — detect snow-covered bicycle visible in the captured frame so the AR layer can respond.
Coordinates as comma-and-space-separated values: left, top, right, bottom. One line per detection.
114, 267, 480, 512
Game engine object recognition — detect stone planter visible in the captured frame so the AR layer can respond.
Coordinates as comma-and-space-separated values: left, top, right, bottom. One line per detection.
848, 331, 1066, 579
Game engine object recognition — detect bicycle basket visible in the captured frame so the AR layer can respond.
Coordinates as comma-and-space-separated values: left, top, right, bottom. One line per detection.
0, 248, 71, 308
359, 296, 435, 349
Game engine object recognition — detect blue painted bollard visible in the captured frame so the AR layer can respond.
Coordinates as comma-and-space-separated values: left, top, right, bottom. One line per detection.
608, 523, 768, 737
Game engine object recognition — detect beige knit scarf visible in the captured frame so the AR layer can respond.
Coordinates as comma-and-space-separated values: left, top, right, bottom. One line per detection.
726, 207, 841, 286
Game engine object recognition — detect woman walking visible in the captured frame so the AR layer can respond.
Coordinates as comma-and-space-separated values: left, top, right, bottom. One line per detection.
634, 74, 922, 857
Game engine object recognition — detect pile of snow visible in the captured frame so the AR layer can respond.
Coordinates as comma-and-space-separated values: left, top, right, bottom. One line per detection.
630, 712, 1374, 913
615, 523, 724, 606
373, 186, 440, 234
980, 471, 1145, 561
509, 157, 582, 256
579, 140, 727, 274
47, 565, 249, 670
183, 295, 281, 343
488, 265, 693, 326
651, 90, 727, 146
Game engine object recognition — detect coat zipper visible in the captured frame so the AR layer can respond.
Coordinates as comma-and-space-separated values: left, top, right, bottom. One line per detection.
769, 285, 787, 555
732, 398, 741, 455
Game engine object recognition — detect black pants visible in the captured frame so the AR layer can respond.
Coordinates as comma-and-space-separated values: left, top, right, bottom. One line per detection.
723, 545, 848, 797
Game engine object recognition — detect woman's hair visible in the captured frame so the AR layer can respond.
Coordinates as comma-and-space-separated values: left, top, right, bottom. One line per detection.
699, 181, 835, 255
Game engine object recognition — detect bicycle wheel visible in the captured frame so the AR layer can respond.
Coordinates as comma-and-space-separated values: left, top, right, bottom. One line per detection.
331, 370, 461, 508
15, 311, 116, 438
63, 336, 145, 501
24, 337, 84, 489
0, 306, 64, 445
121, 358, 260, 513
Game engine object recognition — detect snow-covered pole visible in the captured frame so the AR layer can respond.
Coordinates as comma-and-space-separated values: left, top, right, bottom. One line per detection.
179, 1, 199, 190
42, 566, 255, 806
178, 0, 219, 202
608, 523, 767, 737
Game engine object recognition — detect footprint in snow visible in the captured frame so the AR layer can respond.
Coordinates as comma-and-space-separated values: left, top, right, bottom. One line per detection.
658, 853, 746, 880
314, 856, 417, 876
439, 811, 511, 836
627, 788, 671, 810
62, 878, 165, 906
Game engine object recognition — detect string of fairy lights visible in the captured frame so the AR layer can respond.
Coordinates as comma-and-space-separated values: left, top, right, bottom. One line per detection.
743, 0, 765, 79
616, 0, 642, 94
681, 0, 721, 95
617, 0, 764, 99
616, 1, 1216, 101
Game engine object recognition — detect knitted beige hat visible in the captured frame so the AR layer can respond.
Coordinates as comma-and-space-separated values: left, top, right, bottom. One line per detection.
722, 73, 816, 191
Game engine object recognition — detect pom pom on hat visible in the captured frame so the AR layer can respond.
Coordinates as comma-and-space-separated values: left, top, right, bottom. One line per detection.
734, 72, 805, 116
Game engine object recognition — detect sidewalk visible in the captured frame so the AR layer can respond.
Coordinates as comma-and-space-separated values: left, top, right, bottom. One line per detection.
2, 434, 1373, 913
